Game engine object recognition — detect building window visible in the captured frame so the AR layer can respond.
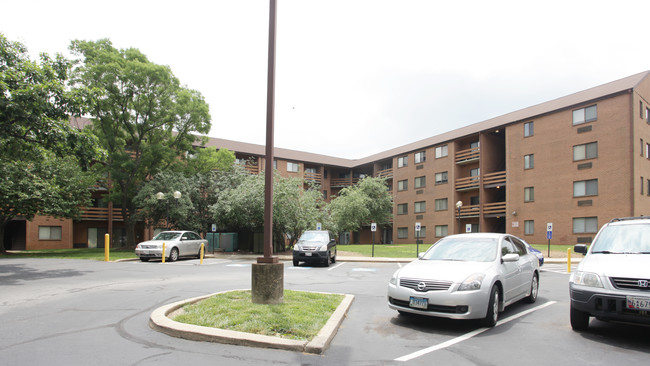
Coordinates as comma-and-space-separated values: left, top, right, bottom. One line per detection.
397, 203, 408, 215
323, 190, 328, 200
397, 179, 408, 192
417, 226, 426, 238
470, 168, 480, 177
397, 156, 408, 168
572, 105, 597, 125
435, 145, 448, 159
524, 220, 534, 235
642, 139, 645, 157
646, 107, 650, 123
414, 201, 426, 213
646, 143, 650, 159
524, 187, 534, 202
642, 177, 645, 195
573, 217, 598, 234
414, 151, 426, 164
287, 162, 299, 172
39, 226, 62, 240
435, 171, 448, 184
414, 176, 426, 189
397, 227, 408, 239
435, 198, 448, 211
574, 179, 598, 197
524, 154, 534, 169
524, 121, 534, 137
573, 142, 598, 161
647, 179, 650, 196
435, 225, 448, 237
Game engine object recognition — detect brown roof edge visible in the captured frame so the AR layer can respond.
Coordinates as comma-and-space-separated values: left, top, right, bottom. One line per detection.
72, 71, 650, 169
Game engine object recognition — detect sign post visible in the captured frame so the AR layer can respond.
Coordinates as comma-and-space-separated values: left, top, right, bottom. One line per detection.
415, 222, 421, 256
371, 223, 377, 257
546, 223, 553, 257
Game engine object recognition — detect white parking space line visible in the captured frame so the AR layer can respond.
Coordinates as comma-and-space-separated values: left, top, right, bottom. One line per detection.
328, 262, 345, 271
394, 301, 557, 362
541, 264, 571, 274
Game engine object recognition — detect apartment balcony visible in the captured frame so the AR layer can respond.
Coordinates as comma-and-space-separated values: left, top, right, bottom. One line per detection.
304, 171, 323, 184
483, 171, 506, 188
243, 164, 260, 174
483, 202, 506, 217
456, 205, 480, 219
455, 176, 480, 191
455, 147, 480, 165
80, 207, 126, 221
330, 177, 360, 188
375, 168, 393, 179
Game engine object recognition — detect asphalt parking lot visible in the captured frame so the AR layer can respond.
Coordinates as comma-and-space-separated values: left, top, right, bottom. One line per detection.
1, 258, 649, 365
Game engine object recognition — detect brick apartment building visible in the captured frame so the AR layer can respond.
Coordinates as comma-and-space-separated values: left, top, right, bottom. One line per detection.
5, 71, 650, 250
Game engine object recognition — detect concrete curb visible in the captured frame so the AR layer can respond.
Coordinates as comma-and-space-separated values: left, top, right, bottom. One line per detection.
149, 290, 354, 354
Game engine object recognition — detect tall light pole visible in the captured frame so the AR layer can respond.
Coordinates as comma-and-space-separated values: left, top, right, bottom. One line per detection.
156, 191, 181, 229
456, 200, 463, 234
252, 0, 284, 305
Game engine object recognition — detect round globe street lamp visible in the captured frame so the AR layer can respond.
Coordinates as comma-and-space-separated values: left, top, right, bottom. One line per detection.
455, 200, 463, 233
156, 191, 181, 229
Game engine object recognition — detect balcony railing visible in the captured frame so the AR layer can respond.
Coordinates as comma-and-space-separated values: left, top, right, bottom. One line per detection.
244, 164, 260, 174
330, 177, 360, 187
455, 176, 480, 191
375, 168, 393, 179
304, 171, 323, 184
80, 207, 126, 221
483, 171, 506, 188
483, 202, 506, 217
456, 205, 480, 218
455, 147, 480, 164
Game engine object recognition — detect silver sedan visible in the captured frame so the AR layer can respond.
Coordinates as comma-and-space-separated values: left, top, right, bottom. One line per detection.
387, 233, 540, 327
135, 231, 207, 262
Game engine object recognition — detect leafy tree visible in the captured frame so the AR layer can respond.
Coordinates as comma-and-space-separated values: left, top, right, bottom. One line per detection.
210, 171, 327, 251
273, 180, 329, 250
0, 33, 100, 252
183, 147, 235, 175
69, 39, 211, 247
329, 176, 393, 236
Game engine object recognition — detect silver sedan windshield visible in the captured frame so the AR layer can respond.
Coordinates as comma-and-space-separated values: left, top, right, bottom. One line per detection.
153, 232, 182, 241
421, 237, 498, 262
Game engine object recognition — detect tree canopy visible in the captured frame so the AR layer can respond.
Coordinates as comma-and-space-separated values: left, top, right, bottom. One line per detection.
69, 39, 211, 247
0, 33, 101, 252
329, 176, 393, 234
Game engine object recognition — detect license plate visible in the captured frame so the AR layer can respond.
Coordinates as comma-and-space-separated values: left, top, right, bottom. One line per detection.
409, 296, 428, 309
305, 252, 312, 256
627, 296, 650, 310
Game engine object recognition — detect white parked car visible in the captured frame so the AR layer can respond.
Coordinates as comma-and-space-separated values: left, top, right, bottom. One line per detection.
570, 216, 650, 330
388, 233, 540, 327
135, 231, 207, 262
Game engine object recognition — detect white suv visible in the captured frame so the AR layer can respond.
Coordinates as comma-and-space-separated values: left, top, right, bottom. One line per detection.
569, 217, 650, 330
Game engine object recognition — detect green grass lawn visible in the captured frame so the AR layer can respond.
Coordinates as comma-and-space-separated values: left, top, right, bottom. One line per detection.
0, 248, 138, 261
173, 290, 344, 341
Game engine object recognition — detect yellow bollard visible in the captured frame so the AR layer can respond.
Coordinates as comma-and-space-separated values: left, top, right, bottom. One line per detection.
104, 233, 110, 262
200, 243, 204, 265
162, 242, 166, 264
567, 248, 572, 273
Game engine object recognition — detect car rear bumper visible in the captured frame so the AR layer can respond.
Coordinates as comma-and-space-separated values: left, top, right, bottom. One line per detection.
570, 284, 650, 325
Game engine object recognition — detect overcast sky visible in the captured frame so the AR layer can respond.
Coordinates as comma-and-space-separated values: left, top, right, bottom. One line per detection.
3, 0, 650, 158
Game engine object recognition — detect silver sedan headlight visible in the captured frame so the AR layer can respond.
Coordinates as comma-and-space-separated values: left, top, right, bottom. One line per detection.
389, 270, 399, 286
570, 271, 604, 288
458, 273, 485, 291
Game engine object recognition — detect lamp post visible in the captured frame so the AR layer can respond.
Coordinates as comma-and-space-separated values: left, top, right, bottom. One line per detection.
156, 191, 181, 229
456, 200, 463, 233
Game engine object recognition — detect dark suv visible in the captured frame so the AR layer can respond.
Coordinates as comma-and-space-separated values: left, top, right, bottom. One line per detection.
292, 230, 337, 267
569, 216, 650, 330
